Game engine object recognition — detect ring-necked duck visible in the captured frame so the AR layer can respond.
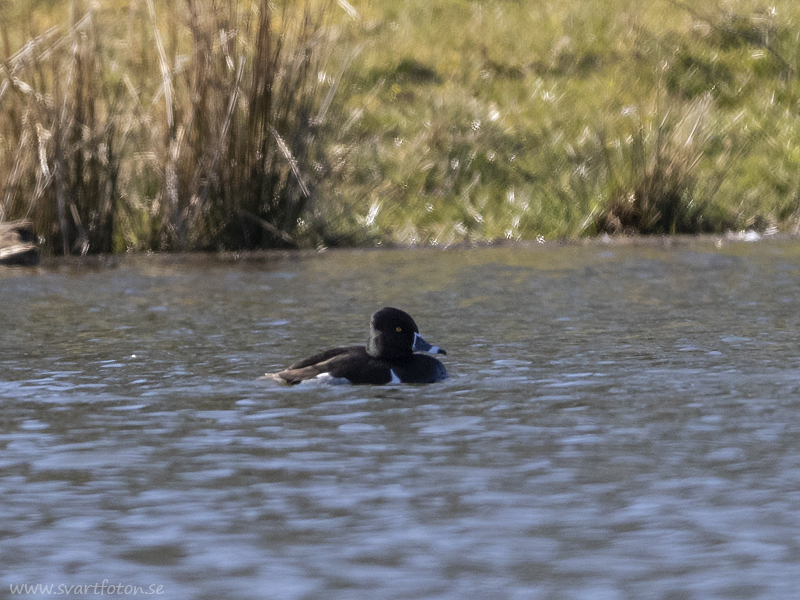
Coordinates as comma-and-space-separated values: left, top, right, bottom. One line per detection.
267, 307, 448, 384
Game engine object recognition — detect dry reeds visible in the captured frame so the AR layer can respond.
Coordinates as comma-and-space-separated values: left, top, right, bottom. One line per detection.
0, 0, 343, 254
1, 7, 115, 254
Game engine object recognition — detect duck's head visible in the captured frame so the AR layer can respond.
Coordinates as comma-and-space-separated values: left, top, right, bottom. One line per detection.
366, 307, 446, 361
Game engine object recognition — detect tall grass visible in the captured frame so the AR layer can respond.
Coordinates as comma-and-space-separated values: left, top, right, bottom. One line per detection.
1, 5, 115, 254
590, 94, 742, 234
142, 0, 342, 250
0, 0, 345, 253
3, 0, 800, 254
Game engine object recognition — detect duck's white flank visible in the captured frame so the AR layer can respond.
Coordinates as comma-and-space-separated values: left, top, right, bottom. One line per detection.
313, 373, 351, 385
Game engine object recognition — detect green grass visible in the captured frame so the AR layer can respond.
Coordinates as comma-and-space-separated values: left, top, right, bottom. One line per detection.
2, 0, 800, 253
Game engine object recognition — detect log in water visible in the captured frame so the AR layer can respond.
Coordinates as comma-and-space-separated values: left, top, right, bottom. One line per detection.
0, 220, 39, 266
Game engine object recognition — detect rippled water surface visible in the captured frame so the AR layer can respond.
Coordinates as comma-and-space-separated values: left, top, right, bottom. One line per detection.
2, 238, 800, 599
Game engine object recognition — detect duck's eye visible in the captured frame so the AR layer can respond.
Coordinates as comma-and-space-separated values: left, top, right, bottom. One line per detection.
395, 326, 403, 332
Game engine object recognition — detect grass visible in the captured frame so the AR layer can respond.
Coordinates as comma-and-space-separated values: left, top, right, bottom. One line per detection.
2, 0, 800, 254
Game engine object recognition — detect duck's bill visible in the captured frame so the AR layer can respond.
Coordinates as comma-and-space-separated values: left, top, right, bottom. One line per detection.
413, 332, 446, 355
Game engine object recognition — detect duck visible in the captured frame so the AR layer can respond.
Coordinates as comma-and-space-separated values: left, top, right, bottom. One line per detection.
267, 307, 448, 385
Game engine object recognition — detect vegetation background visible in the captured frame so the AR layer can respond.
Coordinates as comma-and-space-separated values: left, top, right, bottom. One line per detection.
2, 0, 800, 254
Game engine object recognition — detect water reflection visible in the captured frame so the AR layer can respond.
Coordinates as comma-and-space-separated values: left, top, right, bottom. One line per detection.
2, 239, 800, 598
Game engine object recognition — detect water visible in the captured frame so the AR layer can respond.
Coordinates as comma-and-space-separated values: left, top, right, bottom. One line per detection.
2, 238, 800, 599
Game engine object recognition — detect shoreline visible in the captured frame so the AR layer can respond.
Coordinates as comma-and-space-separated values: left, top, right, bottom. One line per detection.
4, 230, 798, 273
